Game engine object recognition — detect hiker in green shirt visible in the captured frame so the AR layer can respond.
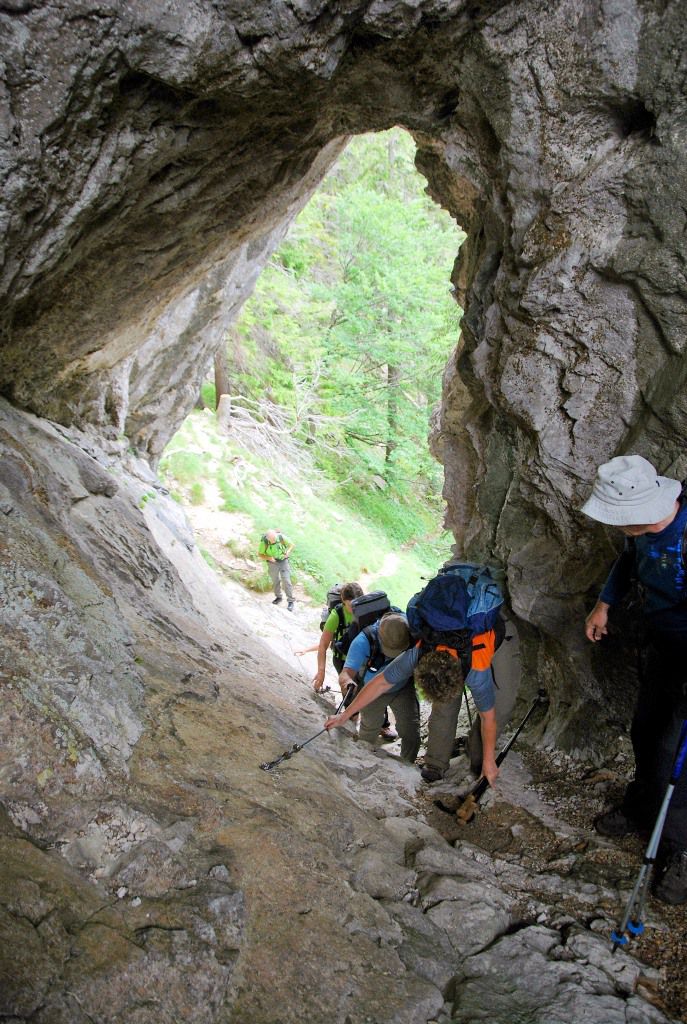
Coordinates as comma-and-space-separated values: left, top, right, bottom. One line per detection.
258, 529, 295, 610
307, 582, 363, 690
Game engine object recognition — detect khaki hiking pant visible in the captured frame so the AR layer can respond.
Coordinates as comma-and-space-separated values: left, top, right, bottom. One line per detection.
358, 684, 421, 763
268, 558, 293, 600
423, 611, 521, 775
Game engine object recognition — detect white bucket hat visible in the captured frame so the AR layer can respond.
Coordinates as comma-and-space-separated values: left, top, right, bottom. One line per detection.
581, 454, 681, 526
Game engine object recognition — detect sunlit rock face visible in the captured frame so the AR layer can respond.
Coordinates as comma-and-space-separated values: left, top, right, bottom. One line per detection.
1, 3, 687, 1018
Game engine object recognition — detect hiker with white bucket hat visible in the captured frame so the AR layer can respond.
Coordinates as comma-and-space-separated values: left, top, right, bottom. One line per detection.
582, 454, 687, 904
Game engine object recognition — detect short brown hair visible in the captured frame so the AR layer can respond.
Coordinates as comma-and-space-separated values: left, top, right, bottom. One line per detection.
414, 649, 464, 702
340, 582, 363, 602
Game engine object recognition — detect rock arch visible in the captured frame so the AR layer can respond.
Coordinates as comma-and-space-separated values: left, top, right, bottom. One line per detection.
2, 4, 687, 1020
4, 1, 686, 741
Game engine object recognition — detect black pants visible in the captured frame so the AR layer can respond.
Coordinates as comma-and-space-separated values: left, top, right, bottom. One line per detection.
622, 632, 687, 849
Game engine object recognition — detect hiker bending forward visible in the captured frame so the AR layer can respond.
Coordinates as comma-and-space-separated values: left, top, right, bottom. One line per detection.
419, 610, 520, 784
326, 619, 500, 784
325, 613, 420, 762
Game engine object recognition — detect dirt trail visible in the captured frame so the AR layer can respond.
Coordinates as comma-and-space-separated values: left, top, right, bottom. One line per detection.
183, 496, 340, 689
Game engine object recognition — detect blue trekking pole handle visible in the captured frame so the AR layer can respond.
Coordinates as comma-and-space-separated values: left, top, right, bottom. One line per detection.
670, 719, 687, 784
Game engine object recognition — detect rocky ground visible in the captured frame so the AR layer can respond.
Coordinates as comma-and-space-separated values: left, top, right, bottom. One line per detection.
2, 417, 684, 1024
186, 496, 687, 1023
419, 746, 687, 1023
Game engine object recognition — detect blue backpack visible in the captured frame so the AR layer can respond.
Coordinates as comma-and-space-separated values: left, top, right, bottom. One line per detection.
406, 563, 505, 668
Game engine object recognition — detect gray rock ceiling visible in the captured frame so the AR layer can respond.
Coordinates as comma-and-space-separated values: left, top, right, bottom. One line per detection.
3, 0, 687, 733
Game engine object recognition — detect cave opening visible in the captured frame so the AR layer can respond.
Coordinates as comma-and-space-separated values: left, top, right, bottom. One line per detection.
159, 127, 469, 611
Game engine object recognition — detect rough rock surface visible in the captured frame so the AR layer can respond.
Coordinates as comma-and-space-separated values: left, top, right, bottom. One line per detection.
0, 399, 681, 1023
2, 0, 686, 742
2, 2, 687, 1020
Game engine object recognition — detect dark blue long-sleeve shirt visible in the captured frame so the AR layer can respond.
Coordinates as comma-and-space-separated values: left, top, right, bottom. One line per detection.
599, 500, 687, 636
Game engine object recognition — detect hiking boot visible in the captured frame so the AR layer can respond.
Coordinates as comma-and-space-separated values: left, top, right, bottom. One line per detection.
594, 806, 642, 838
272, 596, 282, 605
287, 600, 294, 611
420, 765, 444, 783
379, 725, 398, 741
654, 848, 687, 905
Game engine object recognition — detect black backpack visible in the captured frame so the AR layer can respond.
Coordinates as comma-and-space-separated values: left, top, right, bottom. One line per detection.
319, 583, 345, 634
334, 591, 394, 660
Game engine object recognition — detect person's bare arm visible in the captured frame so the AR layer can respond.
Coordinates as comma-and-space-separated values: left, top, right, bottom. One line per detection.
294, 641, 319, 656
325, 672, 391, 731
310, 630, 334, 691
478, 707, 498, 786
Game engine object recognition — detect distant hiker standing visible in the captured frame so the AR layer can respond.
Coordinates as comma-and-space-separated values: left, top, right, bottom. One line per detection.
258, 529, 295, 610
582, 454, 687, 905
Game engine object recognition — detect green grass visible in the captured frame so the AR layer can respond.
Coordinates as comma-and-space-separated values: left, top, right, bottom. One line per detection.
160, 450, 207, 487
189, 482, 205, 506
160, 409, 447, 609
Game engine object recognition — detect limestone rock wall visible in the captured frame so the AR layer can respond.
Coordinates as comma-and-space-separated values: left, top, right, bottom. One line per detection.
417, 1, 687, 745
2, 6, 686, 728
0, 0, 687, 970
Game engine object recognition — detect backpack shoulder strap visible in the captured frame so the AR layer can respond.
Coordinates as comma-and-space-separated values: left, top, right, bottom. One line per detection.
359, 624, 384, 677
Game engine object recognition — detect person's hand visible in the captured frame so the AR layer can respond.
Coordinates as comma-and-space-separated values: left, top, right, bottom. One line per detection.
585, 602, 609, 643
312, 669, 325, 691
325, 712, 348, 731
481, 758, 499, 788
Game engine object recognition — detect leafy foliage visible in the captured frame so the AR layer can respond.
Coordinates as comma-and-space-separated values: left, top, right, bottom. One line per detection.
162, 130, 465, 609
231, 128, 465, 502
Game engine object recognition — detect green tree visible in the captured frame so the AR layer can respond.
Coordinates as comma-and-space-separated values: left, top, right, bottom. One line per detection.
230, 128, 464, 498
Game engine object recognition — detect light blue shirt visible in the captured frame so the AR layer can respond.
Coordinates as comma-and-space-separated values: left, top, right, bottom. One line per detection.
343, 622, 395, 685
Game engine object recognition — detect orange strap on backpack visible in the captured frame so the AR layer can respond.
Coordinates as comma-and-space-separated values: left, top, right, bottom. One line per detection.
415, 630, 496, 670
471, 629, 496, 671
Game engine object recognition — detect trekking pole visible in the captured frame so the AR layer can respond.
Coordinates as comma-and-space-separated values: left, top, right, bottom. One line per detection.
441, 689, 549, 824
463, 686, 474, 730
610, 718, 687, 953
260, 683, 356, 771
